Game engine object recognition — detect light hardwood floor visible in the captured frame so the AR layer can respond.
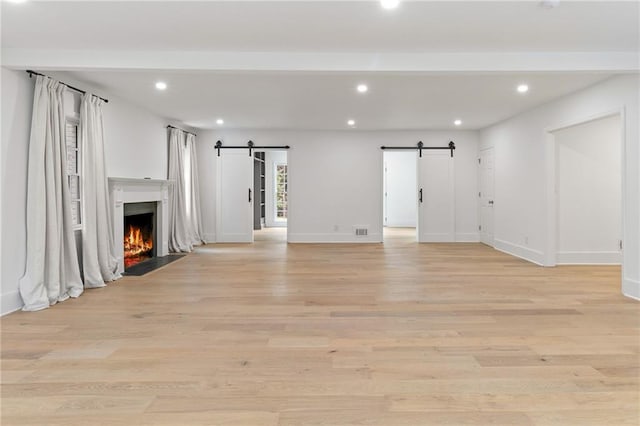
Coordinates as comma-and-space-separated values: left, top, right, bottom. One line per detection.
2, 233, 638, 425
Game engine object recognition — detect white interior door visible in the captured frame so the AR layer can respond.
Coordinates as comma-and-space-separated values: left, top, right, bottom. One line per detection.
479, 147, 495, 246
216, 150, 254, 243
417, 151, 455, 242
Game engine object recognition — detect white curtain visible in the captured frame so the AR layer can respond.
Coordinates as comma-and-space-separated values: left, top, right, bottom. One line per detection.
168, 128, 203, 252
19, 76, 84, 311
185, 133, 204, 242
80, 94, 121, 288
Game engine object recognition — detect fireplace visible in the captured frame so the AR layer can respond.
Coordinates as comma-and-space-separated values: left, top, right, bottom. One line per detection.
123, 202, 157, 269
109, 177, 171, 275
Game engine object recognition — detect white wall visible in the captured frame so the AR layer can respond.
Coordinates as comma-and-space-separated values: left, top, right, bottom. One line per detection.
384, 151, 417, 228
555, 114, 621, 264
45, 71, 172, 180
264, 150, 288, 228
102, 97, 169, 179
197, 129, 479, 243
0, 67, 182, 314
480, 74, 639, 299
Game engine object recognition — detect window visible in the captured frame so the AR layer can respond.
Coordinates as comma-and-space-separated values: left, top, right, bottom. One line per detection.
65, 118, 82, 229
275, 163, 288, 220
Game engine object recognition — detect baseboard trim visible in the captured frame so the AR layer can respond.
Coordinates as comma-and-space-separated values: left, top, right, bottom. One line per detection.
455, 232, 480, 242
622, 277, 640, 301
202, 233, 216, 244
1, 291, 23, 316
557, 251, 622, 265
494, 238, 545, 266
288, 233, 383, 243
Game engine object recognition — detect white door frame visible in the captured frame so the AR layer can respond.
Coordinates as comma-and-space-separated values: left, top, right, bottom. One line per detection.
382, 151, 419, 236
265, 150, 289, 229
544, 107, 626, 267
383, 158, 388, 227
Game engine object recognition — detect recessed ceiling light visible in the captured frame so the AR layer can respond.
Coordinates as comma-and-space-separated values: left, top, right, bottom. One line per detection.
155, 81, 167, 91
357, 84, 368, 93
216, 119, 224, 125
347, 119, 356, 126
7, 0, 28, 3
380, 0, 400, 10
454, 119, 462, 126
540, 0, 560, 9
517, 84, 529, 93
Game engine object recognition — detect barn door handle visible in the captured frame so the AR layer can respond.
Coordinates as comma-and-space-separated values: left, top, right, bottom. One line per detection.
488, 200, 494, 205
419, 188, 423, 203
248, 188, 252, 203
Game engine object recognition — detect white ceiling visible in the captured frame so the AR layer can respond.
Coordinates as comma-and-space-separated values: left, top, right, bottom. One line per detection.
2, 1, 637, 131
54, 70, 611, 130
2, 1, 638, 52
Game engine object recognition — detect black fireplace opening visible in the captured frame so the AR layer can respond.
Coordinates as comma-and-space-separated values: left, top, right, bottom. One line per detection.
123, 202, 156, 270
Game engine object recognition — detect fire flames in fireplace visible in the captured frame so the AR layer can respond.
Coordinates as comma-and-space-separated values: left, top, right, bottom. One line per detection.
123, 225, 153, 268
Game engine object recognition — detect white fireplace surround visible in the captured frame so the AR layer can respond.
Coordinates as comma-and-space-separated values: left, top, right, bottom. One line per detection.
109, 177, 172, 274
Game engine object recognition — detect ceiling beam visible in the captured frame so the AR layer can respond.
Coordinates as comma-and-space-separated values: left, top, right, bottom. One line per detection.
3, 49, 638, 73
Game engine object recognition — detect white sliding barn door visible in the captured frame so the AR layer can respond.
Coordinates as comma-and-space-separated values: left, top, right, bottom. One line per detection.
417, 151, 455, 242
216, 151, 254, 243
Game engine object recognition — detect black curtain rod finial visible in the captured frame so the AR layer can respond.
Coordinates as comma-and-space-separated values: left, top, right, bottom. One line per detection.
166, 125, 197, 136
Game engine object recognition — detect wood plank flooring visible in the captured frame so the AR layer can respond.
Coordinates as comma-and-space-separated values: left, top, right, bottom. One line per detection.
2, 230, 638, 425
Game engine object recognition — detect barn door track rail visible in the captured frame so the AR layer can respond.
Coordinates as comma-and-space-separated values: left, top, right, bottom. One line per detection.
381, 141, 456, 157
215, 140, 290, 157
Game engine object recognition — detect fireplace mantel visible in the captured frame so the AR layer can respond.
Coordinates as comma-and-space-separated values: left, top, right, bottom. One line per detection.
109, 177, 173, 274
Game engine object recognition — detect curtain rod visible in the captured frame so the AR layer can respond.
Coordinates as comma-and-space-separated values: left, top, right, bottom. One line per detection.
26, 70, 109, 103
166, 125, 197, 136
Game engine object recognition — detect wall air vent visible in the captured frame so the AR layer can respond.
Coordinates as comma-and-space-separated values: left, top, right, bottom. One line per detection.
355, 227, 368, 236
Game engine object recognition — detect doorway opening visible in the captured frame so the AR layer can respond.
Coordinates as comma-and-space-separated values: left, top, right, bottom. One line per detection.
383, 151, 417, 243
254, 150, 288, 243
549, 113, 622, 265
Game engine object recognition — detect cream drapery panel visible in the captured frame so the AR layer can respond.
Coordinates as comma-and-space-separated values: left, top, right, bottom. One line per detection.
19, 76, 84, 311
80, 94, 121, 288
168, 128, 203, 252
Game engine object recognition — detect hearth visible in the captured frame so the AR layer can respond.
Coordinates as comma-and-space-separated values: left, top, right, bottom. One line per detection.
123, 202, 156, 269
